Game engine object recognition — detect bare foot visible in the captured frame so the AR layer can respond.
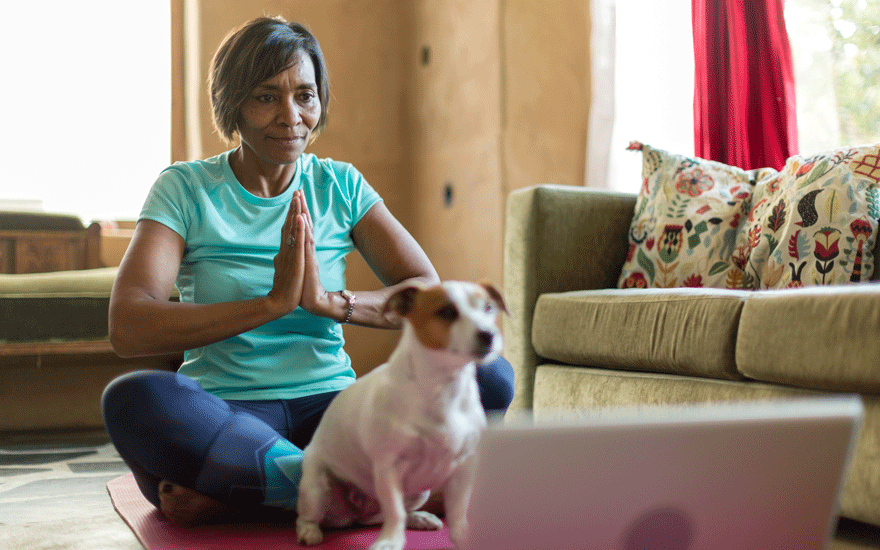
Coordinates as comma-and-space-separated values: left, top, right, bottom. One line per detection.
157, 480, 231, 526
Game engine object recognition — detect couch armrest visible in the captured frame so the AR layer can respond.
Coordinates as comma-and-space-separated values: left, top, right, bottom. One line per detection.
503, 184, 637, 410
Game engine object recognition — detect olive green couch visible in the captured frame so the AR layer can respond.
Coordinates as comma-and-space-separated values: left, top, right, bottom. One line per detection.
503, 184, 880, 533
0, 267, 181, 433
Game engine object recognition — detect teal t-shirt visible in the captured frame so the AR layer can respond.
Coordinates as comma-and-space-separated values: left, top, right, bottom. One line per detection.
139, 150, 382, 400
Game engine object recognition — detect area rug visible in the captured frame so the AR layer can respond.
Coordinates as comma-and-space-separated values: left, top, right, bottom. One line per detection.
107, 473, 453, 550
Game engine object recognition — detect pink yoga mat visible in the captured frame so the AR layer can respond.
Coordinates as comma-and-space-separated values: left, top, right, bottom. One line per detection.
107, 473, 453, 550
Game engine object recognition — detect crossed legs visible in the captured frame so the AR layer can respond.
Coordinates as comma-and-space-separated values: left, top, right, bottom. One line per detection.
101, 358, 514, 526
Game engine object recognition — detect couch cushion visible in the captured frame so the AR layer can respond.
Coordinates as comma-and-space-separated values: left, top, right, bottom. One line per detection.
0, 266, 119, 296
532, 364, 810, 416
0, 268, 120, 343
737, 283, 880, 393
532, 288, 751, 380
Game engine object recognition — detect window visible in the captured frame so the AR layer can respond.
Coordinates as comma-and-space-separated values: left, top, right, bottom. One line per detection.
786, 0, 880, 154
605, 0, 695, 194
602, 0, 880, 195
0, 1, 171, 224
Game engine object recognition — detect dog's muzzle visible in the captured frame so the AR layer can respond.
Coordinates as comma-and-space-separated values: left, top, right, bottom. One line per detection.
474, 330, 496, 359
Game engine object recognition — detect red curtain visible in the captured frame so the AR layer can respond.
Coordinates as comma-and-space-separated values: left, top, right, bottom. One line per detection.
692, 0, 798, 171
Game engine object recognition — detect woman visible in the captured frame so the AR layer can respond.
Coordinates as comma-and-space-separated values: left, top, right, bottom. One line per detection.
101, 16, 514, 525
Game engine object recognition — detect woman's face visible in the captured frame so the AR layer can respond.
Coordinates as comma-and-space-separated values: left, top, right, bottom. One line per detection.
237, 50, 321, 166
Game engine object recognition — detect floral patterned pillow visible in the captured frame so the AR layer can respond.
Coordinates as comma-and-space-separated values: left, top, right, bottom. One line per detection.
735, 144, 880, 289
618, 143, 775, 289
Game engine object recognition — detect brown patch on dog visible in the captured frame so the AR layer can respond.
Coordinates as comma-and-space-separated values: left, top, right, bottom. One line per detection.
404, 286, 455, 350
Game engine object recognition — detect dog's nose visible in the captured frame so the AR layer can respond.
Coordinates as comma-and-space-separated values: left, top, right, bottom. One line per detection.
476, 330, 494, 350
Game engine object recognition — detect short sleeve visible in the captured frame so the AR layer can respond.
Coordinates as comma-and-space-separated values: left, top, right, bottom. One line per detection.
139, 168, 193, 240
341, 162, 382, 225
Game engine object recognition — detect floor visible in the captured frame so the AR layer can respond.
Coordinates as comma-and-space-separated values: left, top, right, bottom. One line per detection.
2, 429, 880, 550
0, 429, 142, 550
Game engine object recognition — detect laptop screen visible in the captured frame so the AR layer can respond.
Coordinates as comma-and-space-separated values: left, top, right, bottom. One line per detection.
463, 397, 862, 550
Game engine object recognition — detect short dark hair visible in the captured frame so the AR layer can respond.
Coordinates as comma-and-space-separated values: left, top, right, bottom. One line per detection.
209, 17, 330, 143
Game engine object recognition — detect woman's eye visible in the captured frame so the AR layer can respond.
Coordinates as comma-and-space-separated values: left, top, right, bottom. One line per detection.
435, 304, 459, 321
299, 92, 316, 103
256, 94, 275, 103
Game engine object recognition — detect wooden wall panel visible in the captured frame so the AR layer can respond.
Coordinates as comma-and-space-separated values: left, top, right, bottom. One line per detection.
405, 0, 503, 285
409, 138, 503, 284
171, 0, 186, 162
406, 2, 502, 150
501, 0, 591, 196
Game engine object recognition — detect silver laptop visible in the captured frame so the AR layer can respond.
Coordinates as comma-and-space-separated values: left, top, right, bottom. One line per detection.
463, 396, 863, 550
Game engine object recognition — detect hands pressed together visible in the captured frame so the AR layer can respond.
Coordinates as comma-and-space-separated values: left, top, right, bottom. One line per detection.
268, 190, 335, 319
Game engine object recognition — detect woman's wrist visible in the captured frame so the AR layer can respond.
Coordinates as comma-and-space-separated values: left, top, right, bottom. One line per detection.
339, 290, 356, 324
262, 293, 296, 319
319, 290, 350, 323
300, 289, 341, 322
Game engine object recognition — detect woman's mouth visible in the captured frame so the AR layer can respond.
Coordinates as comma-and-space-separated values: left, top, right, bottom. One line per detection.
269, 136, 304, 146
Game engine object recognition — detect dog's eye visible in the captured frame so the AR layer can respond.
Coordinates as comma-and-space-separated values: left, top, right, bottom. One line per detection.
435, 304, 459, 321
484, 302, 494, 314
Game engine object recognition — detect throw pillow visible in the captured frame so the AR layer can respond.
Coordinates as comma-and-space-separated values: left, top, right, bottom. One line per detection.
736, 144, 880, 288
618, 143, 774, 289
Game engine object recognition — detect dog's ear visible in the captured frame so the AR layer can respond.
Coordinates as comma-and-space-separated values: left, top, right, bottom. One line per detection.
480, 281, 508, 314
384, 283, 424, 318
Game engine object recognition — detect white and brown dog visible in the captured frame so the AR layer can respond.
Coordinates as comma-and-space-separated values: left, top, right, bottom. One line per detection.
295, 281, 506, 550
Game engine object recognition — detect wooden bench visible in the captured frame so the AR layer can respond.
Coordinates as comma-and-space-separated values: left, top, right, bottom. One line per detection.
0, 210, 104, 274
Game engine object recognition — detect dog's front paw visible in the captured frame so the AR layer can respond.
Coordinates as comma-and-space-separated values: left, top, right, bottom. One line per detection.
295, 517, 324, 546
406, 510, 444, 531
369, 538, 405, 550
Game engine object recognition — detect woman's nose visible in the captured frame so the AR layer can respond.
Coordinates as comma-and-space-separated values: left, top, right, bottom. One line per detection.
277, 97, 302, 126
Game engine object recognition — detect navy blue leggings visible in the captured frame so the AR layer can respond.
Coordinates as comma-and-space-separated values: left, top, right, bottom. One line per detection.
102, 358, 514, 510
